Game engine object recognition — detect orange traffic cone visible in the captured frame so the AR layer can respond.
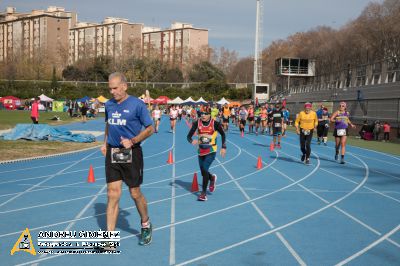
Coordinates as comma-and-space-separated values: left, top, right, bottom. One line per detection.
191, 173, 199, 192
256, 156, 262, 169
167, 151, 174, 164
241, 130, 244, 137
270, 142, 275, 152
87, 165, 95, 183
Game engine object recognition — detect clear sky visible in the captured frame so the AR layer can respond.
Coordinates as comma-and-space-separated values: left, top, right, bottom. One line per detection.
2, 0, 383, 58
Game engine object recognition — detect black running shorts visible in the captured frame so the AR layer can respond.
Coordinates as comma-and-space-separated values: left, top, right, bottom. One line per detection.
105, 145, 143, 188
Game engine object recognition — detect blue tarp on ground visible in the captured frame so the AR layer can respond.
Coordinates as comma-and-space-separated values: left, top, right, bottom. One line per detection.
0, 124, 96, 142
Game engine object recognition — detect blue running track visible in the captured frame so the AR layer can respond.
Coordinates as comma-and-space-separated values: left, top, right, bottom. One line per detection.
0, 116, 399, 265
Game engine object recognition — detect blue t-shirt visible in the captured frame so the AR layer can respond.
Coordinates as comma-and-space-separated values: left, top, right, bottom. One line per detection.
105, 96, 153, 147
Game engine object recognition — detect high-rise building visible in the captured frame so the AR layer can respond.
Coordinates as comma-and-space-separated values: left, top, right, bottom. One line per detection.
0, 6, 77, 62
142, 22, 209, 67
68, 17, 143, 64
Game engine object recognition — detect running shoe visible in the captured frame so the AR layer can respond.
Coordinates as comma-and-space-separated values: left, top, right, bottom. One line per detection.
197, 193, 207, 201
301, 154, 306, 162
305, 158, 310, 165
139, 223, 152, 246
340, 159, 345, 164
317, 140, 321, 145
276, 144, 281, 149
335, 154, 338, 161
209, 174, 217, 192
324, 142, 327, 146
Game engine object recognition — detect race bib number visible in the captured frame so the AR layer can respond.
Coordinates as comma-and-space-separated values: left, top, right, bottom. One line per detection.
111, 148, 132, 163
199, 136, 211, 145
337, 129, 346, 136
274, 123, 281, 128
302, 129, 311, 135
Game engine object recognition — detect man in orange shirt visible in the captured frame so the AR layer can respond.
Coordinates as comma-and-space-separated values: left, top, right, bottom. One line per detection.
31, 97, 40, 124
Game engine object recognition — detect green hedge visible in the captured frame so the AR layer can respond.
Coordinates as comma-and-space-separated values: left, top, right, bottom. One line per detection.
0, 80, 252, 101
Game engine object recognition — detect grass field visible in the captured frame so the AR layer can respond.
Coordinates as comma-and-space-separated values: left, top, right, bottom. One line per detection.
0, 110, 81, 130
0, 110, 101, 161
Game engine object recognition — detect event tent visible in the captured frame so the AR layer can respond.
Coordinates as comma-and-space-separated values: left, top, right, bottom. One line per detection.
153, 96, 170, 105
0, 96, 22, 110
96, 95, 109, 103
195, 97, 207, 104
38, 94, 53, 102
228, 101, 241, 107
217, 97, 230, 105
168, 97, 184, 105
77, 96, 91, 103
182, 97, 196, 105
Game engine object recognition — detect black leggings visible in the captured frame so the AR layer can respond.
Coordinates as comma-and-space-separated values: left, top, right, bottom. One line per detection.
198, 153, 216, 192
300, 130, 313, 159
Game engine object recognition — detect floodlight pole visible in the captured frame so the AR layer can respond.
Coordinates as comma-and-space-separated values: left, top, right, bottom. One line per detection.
253, 0, 262, 102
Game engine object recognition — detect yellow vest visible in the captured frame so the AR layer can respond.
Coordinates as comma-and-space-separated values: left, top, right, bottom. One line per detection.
295, 111, 318, 130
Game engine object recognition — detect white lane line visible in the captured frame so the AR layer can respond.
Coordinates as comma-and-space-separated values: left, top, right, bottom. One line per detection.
271, 151, 400, 249
10, 154, 288, 266
169, 130, 176, 265
0, 149, 99, 208
0, 145, 172, 176
0, 146, 245, 215
0, 145, 178, 186
274, 135, 400, 204
276, 145, 400, 252
217, 154, 307, 266
36, 184, 107, 261
335, 224, 400, 266
174, 142, 368, 266
0, 143, 271, 239
320, 167, 400, 204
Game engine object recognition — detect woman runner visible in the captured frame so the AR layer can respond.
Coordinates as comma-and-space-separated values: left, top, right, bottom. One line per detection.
152, 105, 161, 133
330, 102, 355, 164
187, 106, 227, 201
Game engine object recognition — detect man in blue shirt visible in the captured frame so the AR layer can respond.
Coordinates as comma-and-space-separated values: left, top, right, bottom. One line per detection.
101, 72, 154, 247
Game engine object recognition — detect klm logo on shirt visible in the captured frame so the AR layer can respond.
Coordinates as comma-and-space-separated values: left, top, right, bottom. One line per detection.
112, 111, 121, 118
108, 111, 127, 126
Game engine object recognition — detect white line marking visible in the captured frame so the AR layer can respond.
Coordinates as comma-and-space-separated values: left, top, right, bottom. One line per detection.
169, 129, 176, 265
175, 137, 368, 266
270, 152, 400, 249
217, 154, 307, 266
0, 150, 99, 208
335, 224, 400, 266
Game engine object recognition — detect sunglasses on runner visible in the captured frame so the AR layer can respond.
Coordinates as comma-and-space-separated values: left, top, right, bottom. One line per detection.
200, 112, 210, 115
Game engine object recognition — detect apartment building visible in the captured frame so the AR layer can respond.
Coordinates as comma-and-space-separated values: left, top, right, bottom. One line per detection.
68, 17, 143, 64
0, 6, 77, 62
142, 22, 209, 66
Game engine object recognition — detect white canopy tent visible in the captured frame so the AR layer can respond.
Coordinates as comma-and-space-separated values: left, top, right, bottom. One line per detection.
39, 94, 54, 102
217, 97, 230, 105
195, 97, 207, 104
168, 97, 184, 105
182, 97, 196, 105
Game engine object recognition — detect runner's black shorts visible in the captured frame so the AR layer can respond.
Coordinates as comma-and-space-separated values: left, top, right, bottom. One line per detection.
273, 127, 282, 136
223, 116, 229, 123
240, 119, 246, 126
105, 145, 143, 188
248, 117, 254, 122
